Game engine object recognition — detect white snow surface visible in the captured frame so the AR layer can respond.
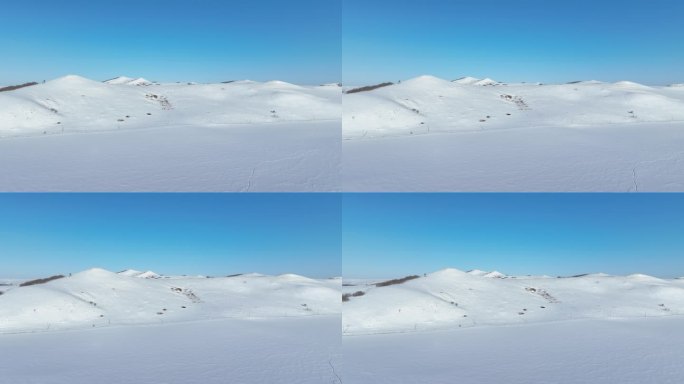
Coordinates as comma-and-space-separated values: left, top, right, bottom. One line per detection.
116, 269, 144, 277
103, 76, 152, 85
1, 75, 339, 136
0, 121, 340, 191
0, 268, 341, 333
453, 76, 481, 85
343, 316, 684, 384
344, 75, 684, 138
0, 316, 341, 384
135, 270, 161, 279
0, 75, 340, 191
342, 268, 684, 335
343, 75, 684, 191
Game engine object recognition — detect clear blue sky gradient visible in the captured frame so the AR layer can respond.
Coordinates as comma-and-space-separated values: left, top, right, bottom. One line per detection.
0, 194, 341, 279
343, 194, 684, 278
343, 0, 684, 85
0, 0, 340, 85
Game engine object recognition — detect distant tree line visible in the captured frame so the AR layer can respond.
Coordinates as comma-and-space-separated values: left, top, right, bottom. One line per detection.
19, 275, 65, 287
345, 82, 394, 94
0, 82, 39, 92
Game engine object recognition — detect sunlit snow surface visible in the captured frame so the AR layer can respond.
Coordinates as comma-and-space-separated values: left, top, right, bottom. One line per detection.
342, 76, 684, 191
0, 76, 341, 191
342, 269, 684, 383
0, 268, 341, 333
343, 317, 684, 384
0, 269, 342, 383
342, 268, 684, 335
0, 316, 342, 384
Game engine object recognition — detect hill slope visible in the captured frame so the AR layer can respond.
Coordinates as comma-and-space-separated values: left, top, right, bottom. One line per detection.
0, 75, 340, 137
0, 268, 341, 333
344, 75, 684, 138
343, 268, 684, 334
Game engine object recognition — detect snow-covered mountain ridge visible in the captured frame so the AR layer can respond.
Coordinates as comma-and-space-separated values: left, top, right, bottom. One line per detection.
0, 268, 341, 333
343, 268, 684, 335
344, 75, 684, 139
0, 75, 341, 137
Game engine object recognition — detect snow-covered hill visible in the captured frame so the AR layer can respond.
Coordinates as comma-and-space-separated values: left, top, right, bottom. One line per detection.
0, 75, 341, 192
342, 75, 684, 191
0, 75, 340, 138
104, 76, 153, 86
342, 268, 684, 335
344, 75, 684, 139
0, 268, 341, 333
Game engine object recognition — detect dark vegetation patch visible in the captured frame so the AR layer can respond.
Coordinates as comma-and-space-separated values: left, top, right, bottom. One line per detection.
20, 275, 65, 287
525, 287, 559, 303
375, 275, 420, 287
226, 273, 243, 277
170, 287, 202, 303
346, 82, 394, 94
500, 94, 530, 110
342, 283, 356, 286
0, 82, 38, 92
342, 291, 365, 302
145, 93, 172, 109
557, 274, 588, 278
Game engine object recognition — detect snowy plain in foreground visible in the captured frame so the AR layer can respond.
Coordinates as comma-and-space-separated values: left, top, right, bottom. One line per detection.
0, 75, 341, 191
342, 76, 684, 191
0, 316, 341, 384
343, 317, 684, 384
0, 268, 342, 383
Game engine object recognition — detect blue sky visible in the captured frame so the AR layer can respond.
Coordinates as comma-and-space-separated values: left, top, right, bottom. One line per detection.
343, 0, 684, 85
0, 0, 340, 85
0, 194, 340, 278
343, 194, 684, 278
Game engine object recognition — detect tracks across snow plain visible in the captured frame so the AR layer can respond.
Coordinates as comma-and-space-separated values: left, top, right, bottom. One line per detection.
343, 121, 684, 191
0, 121, 341, 191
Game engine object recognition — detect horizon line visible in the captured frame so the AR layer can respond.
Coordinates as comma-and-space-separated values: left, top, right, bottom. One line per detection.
1, 266, 342, 281
1, 74, 343, 87
344, 267, 684, 280
342, 74, 684, 87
